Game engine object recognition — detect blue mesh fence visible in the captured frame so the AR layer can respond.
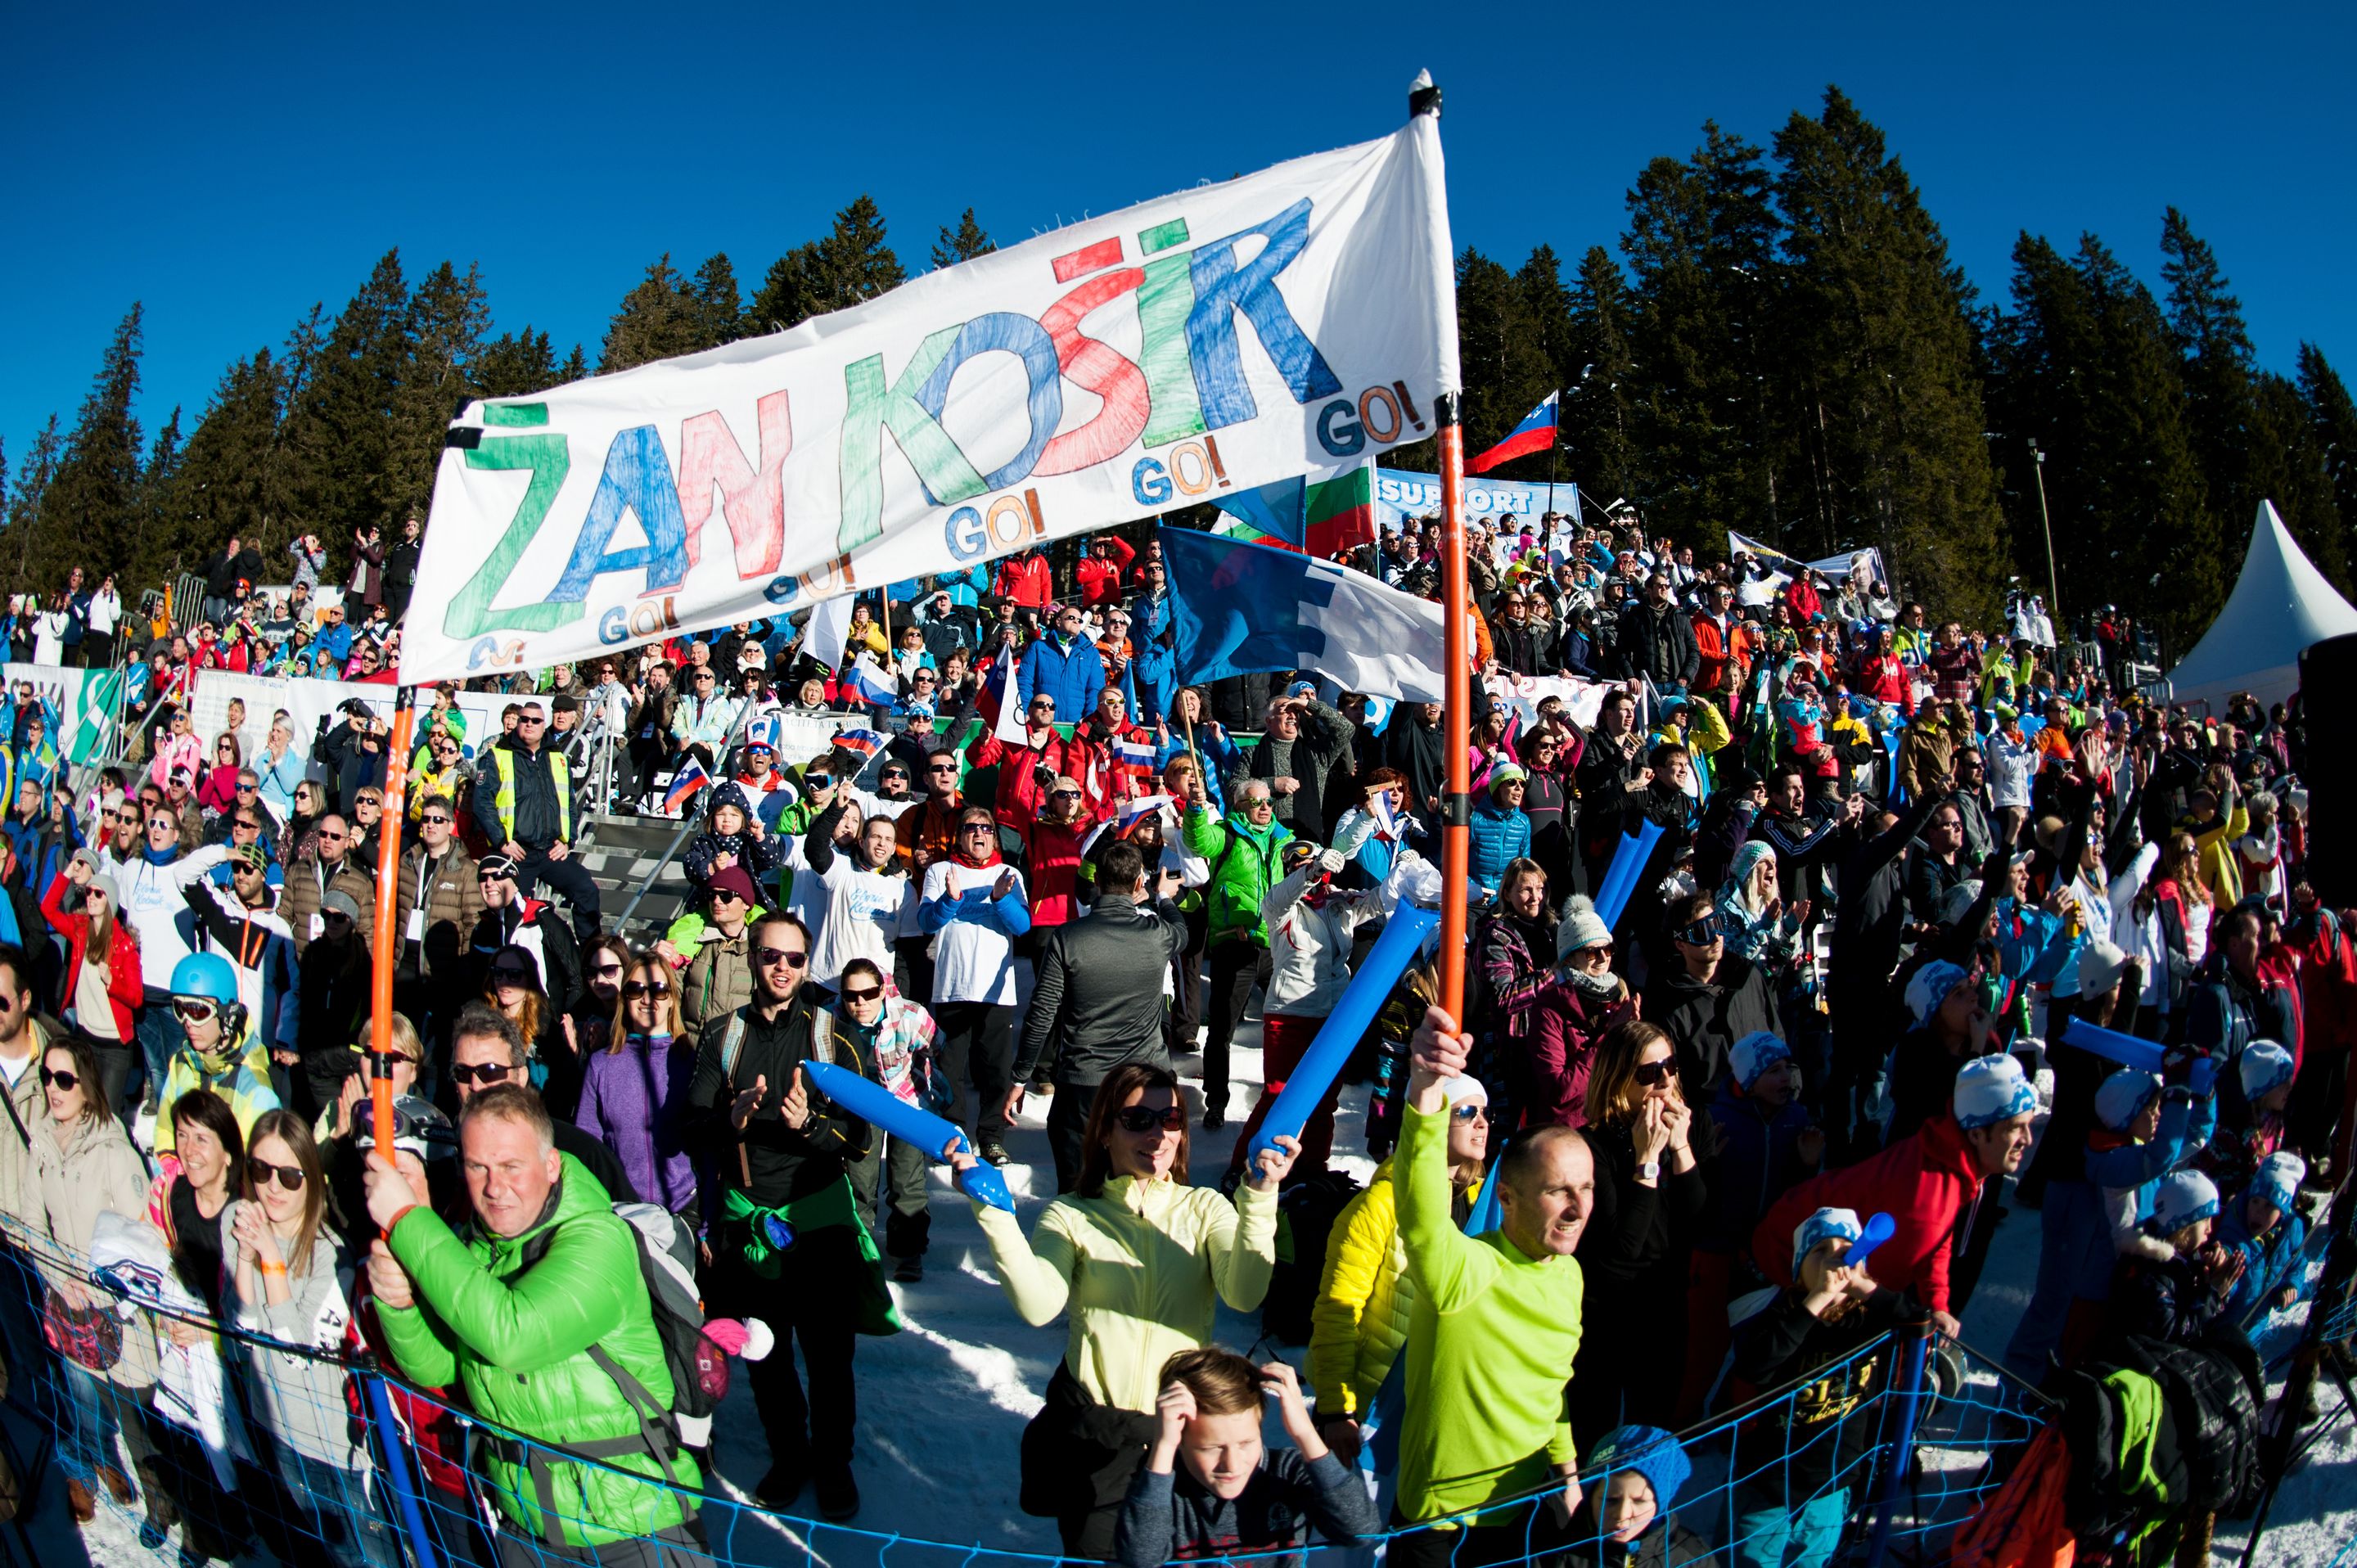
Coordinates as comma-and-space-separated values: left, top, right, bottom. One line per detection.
0, 1208, 2085, 1568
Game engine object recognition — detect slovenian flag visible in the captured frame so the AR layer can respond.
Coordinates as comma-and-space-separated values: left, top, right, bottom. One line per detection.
1467, 392, 1558, 475
845, 658, 899, 708
1114, 735, 1157, 768
1211, 461, 1376, 558
1159, 526, 1445, 703
832, 728, 888, 760
665, 757, 711, 811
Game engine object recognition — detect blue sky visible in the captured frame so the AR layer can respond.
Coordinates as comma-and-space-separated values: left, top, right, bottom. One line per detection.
5, 2, 2350, 470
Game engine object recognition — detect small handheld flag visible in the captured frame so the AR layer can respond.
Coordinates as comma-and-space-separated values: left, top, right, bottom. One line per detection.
1368, 789, 1403, 842
1113, 735, 1157, 768
845, 659, 899, 708
664, 758, 712, 812
1119, 792, 1175, 832
1466, 392, 1558, 476
990, 648, 1029, 744
831, 728, 888, 760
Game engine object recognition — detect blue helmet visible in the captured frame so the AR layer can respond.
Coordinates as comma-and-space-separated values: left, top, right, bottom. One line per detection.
169, 951, 241, 1005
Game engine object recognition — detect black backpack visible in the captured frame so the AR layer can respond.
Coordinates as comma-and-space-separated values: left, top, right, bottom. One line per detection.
1260, 1170, 1363, 1345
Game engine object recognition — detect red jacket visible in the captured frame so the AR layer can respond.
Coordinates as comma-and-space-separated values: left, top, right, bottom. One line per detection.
1691, 613, 1733, 696
1753, 1111, 1983, 1315
2295, 908, 2357, 1062
970, 725, 1069, 828
1075, 538, 1135, 607
41, 876, 144, 1042
994, 552, 1054, 607
1022, 814, 1095, 930
1067, 716, 1156, 816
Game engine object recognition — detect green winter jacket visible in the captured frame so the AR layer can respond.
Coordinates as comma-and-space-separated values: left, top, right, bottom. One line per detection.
376, 1154, 696, 1547
1183, 804, 1292, 947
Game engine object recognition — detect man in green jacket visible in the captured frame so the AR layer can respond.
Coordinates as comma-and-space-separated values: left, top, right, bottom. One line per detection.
1181, 775, 1291, 1129
1390, 1003, 1591, 1568
365, 1084, 701, 1560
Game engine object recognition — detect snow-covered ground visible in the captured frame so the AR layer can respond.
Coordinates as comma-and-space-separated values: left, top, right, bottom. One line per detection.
29, 1002, 2357, 1566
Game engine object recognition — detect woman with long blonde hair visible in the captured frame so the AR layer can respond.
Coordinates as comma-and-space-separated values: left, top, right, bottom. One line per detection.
2154, 829, 2215, 969
1565, 1018, 1704, 1451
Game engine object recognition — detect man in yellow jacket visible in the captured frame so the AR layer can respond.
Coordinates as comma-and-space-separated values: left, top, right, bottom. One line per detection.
1390, 1006, 1591, 1568
1309, 1075, 1488, 1454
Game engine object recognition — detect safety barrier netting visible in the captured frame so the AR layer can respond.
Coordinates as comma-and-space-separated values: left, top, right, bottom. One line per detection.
0, 1211, 2098, 1568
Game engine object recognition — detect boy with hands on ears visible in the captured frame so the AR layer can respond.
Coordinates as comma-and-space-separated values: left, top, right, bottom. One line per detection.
1113, 1349, 1374, 1568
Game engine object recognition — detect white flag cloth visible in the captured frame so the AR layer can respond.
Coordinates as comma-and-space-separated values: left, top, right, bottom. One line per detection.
403, 116, 1458, 683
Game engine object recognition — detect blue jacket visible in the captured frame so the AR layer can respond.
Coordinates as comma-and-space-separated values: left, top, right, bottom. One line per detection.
1467, 797, 1531, 894
2, 804, 83, 906
935, 565, 990, 609
1703, 1079, 1814, 1253
2087, 1092, 2215, 1229
1017, 632, 1105, 723
1128, 591, 1178, 716
2219, 1201, 2311, 1328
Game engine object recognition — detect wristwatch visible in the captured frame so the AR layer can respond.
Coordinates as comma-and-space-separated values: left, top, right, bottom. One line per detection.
1638, 1159, 1662, 1182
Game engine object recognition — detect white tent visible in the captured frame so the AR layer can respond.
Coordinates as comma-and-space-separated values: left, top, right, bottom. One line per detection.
2158, 501, 2357, 712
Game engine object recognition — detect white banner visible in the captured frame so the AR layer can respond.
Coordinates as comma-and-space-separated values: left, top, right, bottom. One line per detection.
1728, 530, 1886, 593
403, 117, 1458, 684
187, 675, 520, 773
2, 662, 123, 766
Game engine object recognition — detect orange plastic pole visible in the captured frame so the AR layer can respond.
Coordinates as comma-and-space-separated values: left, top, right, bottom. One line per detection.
1437, 408, 1470, 1020
368, 687, 416, 1166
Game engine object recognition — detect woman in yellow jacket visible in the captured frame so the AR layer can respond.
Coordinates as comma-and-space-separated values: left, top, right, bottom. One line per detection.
954, 1061, 1298, 1557
1307, 1074, 1487, 1458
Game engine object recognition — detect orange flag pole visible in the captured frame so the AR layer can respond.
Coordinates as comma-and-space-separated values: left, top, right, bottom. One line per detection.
368, 687, 417, 1165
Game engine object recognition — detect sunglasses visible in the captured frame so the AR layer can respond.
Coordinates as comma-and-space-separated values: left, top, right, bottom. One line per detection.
591, 963, 625, 980
448, 1061, 517, 1087
488, 966, 532, 986
929, 764, 958, 775
236, 782, 259, 793
248, 1159, 307, 1192
518, 716, 545, 726
39, 1067, 78, 1092
421, 813, 451, 825
962, 823, 994, 835
1113, 1105, 1186, 1134
840, 986, 883, 1004
623, 980, 671, 998
1673, 917, 1721, 946
1451, 1103, 1489, 1123
756, 947, 809, 969
1633, 1059, 1676, 1088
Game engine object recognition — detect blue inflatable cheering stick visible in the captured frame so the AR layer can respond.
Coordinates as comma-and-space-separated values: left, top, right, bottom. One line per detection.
800, 1057, 1014, 1212
1592, 818, 1665, 929
1843, 1211, 1898, 1270
1246, 905, 1440, 1169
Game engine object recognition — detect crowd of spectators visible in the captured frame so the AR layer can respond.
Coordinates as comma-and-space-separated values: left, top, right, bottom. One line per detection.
0, 507, 2335, 1568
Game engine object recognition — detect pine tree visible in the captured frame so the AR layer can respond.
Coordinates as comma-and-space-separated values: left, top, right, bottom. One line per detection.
599, 255, 702, 372
1453, 248, 1554, 470
1622, 124, 1787, 544
689, 253, 745, 348
136, 407, 183, 586
1562, 246, 1638, 507
390, 260, 492, 527
931, 208, 996, 269
1988, 232, 2219, 639
161, 351, 284, 584
2160, 208, 2262, 573
1773, 88, 2006, 621
2299, 345, 2357, 554
282, 252, 411, 567
7, 417, 61, 593
748, 195, 908, 331
35, 304, 147, 584
475, 329, 558, 399
2247, 369, 2346, 588
557, 344, 588, 384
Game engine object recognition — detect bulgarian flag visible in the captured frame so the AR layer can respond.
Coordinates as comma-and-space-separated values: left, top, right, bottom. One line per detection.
1211, 460, 1375, 559
1466, 392, 1558, 475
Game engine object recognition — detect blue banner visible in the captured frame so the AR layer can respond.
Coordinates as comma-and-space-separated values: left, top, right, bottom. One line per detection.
1374, 468, 1580, 531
